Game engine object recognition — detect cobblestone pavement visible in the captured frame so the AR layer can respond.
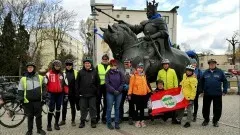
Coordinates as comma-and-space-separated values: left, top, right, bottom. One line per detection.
0, 95, 239, 135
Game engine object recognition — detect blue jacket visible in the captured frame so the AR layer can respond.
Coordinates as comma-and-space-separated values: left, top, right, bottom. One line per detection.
194, 68, 202, 93
201, 68, 228, 95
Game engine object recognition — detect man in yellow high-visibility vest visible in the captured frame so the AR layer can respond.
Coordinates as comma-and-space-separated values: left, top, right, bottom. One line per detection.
18, 62, 46, 135
96, 54, 110, 124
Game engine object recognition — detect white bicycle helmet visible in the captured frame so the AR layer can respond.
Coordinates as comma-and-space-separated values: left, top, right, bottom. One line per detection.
186, 65, 195, 71
161, 59, 170, 64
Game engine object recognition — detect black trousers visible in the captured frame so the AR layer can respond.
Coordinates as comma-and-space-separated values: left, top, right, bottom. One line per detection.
193, 92, 200, 116
80, 96, 97, 122
61, 96, 80, 122
119, 91, 135, 120
202, 95, 222, 122
132, 94, 148, 121
96, 84, 107, 121
24, 102, 42, 131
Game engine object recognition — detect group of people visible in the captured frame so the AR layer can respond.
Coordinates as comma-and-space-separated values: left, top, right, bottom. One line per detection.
17, 54, 228, 135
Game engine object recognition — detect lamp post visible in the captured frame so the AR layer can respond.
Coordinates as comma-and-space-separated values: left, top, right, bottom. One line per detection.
90, 0, 98, 66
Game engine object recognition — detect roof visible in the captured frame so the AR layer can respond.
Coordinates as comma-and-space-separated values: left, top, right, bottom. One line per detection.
94, 3, 179, 13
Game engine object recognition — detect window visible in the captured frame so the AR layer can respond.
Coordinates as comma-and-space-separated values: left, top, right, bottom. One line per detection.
126, 15, 130, 18
200, 63, 203, 68
162, 16, 169, 24
116, 14, 120, 18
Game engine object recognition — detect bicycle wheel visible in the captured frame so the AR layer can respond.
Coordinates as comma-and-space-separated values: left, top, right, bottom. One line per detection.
0, 105, 6, 117
0, 102, 26, 128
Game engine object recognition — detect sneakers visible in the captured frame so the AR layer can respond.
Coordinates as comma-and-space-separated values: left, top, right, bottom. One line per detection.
79, 121, 85, 128
25, 131, 32, 135
135, 121, 141, 128
37, 129, 46, 135
202, 120, 209, 126
128, 118, 134, 125
47, 125, 52, 131
115, 123, 120, 130
102, 119, 106, 124
59, 120, 66, 126
107, 123, 114, 130
183, 122, 191, 128
140, 120, 147, 128
71, 121, 76, 126
54, 124, 60, 130
213, 121, 219, 127
172, 119, 181, 125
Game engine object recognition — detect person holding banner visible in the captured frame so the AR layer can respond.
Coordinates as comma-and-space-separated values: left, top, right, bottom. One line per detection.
128, 63, 151, 128
176, 65, 197, 128
157, 59, 179, 124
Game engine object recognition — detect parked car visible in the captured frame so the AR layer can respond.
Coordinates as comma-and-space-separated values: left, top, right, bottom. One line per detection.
224, 71, 233, 78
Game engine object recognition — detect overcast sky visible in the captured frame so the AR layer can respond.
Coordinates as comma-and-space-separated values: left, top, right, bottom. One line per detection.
61, 0, 239, 54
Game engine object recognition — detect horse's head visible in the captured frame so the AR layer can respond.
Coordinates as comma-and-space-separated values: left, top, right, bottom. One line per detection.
100, 23, 137, 59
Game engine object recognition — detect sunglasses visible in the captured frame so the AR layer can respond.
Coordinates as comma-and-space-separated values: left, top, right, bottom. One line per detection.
102, 59, 108, 60
66, 64, 73, 66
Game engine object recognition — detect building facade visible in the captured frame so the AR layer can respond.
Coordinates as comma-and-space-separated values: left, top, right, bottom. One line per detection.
198, 54, 236, 71
29, 30, 83, 71
88, 3, 178, 65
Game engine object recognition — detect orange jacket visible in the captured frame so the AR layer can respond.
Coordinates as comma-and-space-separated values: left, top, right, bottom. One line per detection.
128, 73, 151, 96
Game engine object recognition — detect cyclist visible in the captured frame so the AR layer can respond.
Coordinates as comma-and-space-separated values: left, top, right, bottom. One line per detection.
45, 60, 68, 131
18, 62, 46, 135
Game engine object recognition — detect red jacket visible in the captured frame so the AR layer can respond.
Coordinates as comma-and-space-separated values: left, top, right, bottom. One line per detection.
45, 70, 69, 94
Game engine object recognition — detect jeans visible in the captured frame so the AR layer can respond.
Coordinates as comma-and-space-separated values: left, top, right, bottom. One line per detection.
106, 92, 122, 124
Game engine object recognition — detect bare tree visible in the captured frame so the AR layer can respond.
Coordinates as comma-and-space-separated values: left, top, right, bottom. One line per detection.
226, 31, 239, 65
0, 0, 7, 30
79, 19, 93, 57
45, 2, 77, 59
29, 1, 50, 59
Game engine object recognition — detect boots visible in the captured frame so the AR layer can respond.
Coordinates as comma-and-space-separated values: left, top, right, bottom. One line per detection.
192, 114, 197, 122
25, 131, 32, 135
47, 113, 53, 131
37, 129, 46, 135
59, 120, 66, 126
54, 112, 60, 130
91, 119, 97, 128
79, 120, 85, 128
184, 122, 191, 128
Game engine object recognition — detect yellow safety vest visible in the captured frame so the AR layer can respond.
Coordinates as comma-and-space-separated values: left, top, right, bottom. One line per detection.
22, 75, 43, 103
98, 64, 110, 85
63, 70, 78, 80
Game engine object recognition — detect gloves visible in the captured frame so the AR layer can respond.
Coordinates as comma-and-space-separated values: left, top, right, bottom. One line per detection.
113, 90, 120, 96
64, 95, 68, 102
123, 84, 129, 91
143, 35, 152, 41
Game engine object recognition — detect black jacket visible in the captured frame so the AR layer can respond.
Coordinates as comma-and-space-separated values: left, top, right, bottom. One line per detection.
65, 69, 76, 97
76, 67, 100, 97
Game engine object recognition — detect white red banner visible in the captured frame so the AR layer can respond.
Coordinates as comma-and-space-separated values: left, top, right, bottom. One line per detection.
150, 87, 189, 116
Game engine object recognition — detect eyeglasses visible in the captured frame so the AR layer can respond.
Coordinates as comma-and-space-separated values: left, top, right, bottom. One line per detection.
102, 59, 108, 60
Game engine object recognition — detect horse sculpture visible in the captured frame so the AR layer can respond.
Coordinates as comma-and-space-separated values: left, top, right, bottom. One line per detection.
101, 23, 191, 83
